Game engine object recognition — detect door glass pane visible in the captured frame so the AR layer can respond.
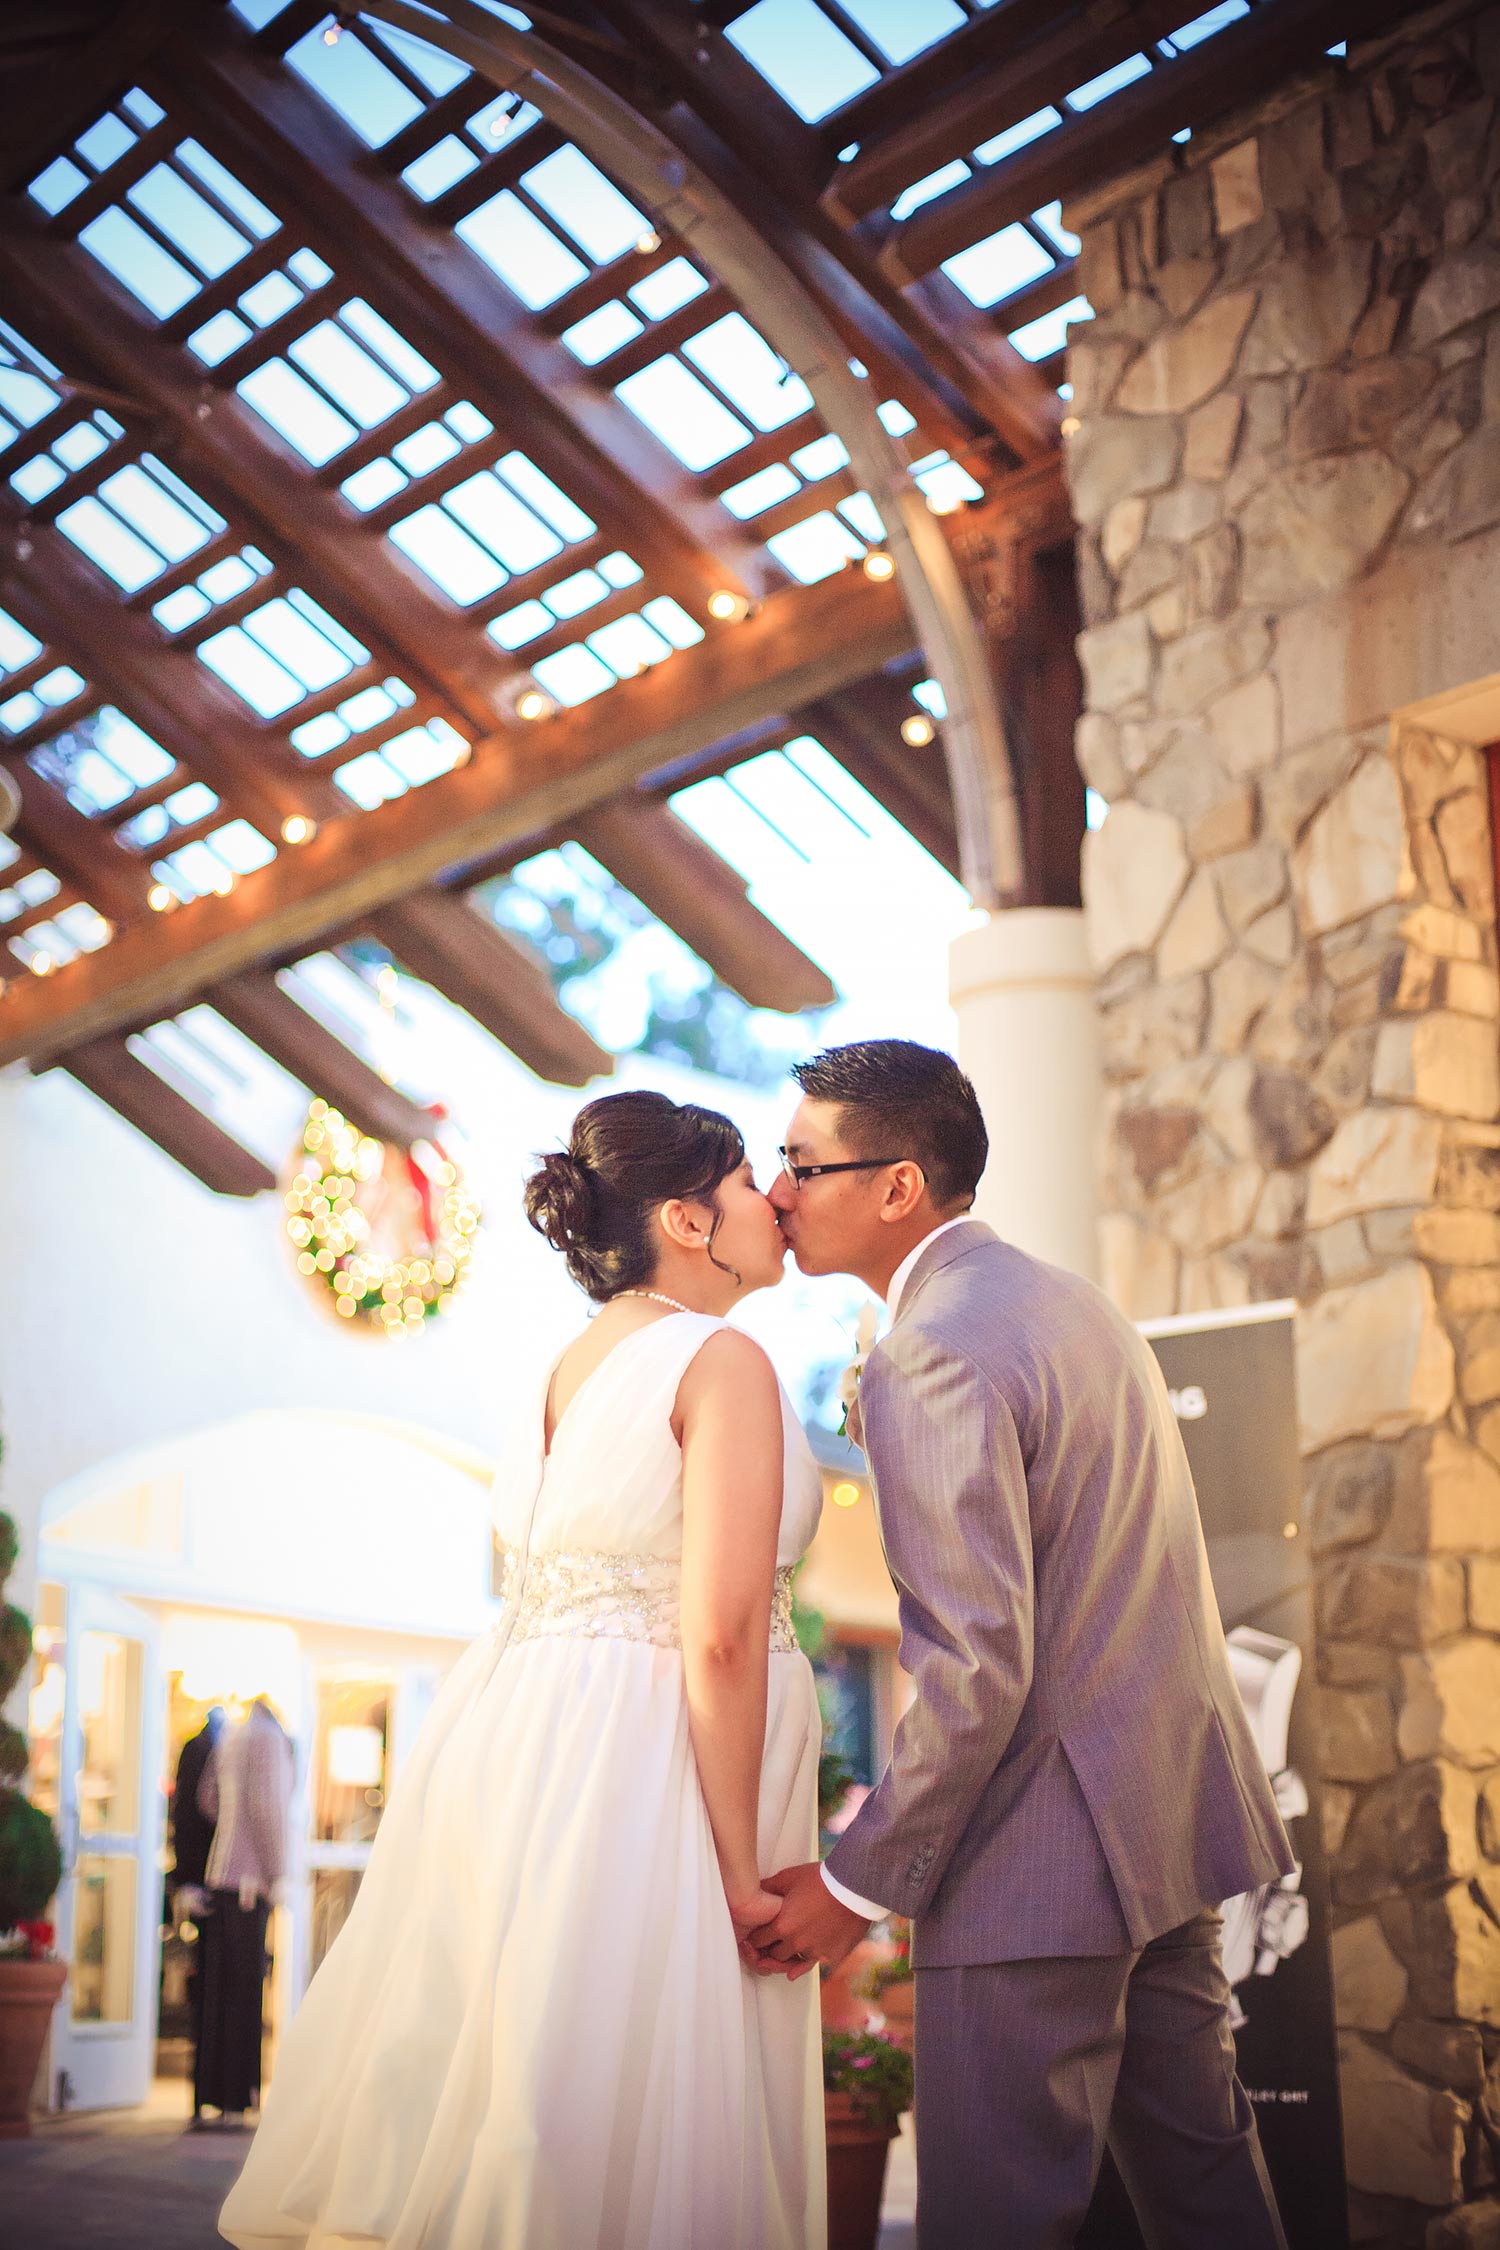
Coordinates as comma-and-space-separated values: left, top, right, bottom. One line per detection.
26, 1582, 66, 1821
70, 1855, 137, 2023
312, 1681, 390, 1845
78, 1631, 142, 1835
310, 1866, 363, 1975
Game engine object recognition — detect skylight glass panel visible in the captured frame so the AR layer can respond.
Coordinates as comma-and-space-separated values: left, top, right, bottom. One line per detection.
561, 302, 643, 365
380, 718, 467, 785
334, 750, 403, 809
79, 208, 198, 319
0, 611, 43, 674
615, 360, 750, 471
1008, 295, 1093, 362
12, 458, 65, 505
683, 313, 813, 433
588, 614, 672, 677
446, 401, 492, 443
1032, 201, 1081, 256
166, 781, 218, 825
240, 271, 302, 327
12, 920, 79, 970
890, 162, 971, 222
188, 308, 253, 366
403, 137, 479, 202
544, 569, 609, 620
55, 497, 162, 592
154, 586, 211, 632
30, 158, 87, 215
288, 322, 408, 429
497, 453, 596, 542
199, 550, 268, 603
209, 819, 277, 874
628, 260, 709, 322
974, 109, 1063, 165
725, 0, 880, 123
122, 88, 165, 128
231, 0, 294, 26
876, 398, 917, 436
127, 166, 251, 280
1067, 54, 1153, 109
640, 597, 703, 650
389, 507, 509, 604
466, 93, 541, 152
766, 511, 864, 584
198, 628, 307, 718
77, 113, 136, 173
115, 803, 171, 851
370, 21, 470, 95
1, 693, 41, 734
598, 551, 643, 587
287, 24, 424, 148
53, 901, 112, 952
292, 711, 351, 756
343, 459, 408, 512
530, 645, 616, 706
1170, 2, 1249, 47
340, 300, 440, 393
175, 141, 281, 241
941, 222, 1055, 308
790, 433, 849, 481
455, 192, 588, 310
720, 464, 798, 520
0, 332, 60, 429
521, 146, 649, 266
392, 421, 460, 478
30, 705, 175, 810
444, 470, 563, 573
247, 590, 366, 687
487, 600, 551, 649
237, 359, 358, 465
838, 0, 965, 67
54, 423, 109, 473
97, 459, 221, 563
838, 491, 884, 543
289, 248, 333, 290
339, 681, 400, 731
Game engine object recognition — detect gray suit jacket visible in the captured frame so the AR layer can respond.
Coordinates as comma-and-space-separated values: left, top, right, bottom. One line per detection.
825, 1222, 1293, 1966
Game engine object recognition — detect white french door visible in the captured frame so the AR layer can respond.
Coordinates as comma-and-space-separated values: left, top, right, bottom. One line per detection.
49, 1584, 164, 2112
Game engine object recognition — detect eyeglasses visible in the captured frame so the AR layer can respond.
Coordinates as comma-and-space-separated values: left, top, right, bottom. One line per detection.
777, 1147, 912, 1189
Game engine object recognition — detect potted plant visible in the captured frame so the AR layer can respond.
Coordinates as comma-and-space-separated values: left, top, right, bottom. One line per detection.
823, 2026, 914, 2250
854, 1916, 914, 2047
0, 1506, 65, 2139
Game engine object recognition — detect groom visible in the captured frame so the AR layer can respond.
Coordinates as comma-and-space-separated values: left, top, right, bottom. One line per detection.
753, 1039, 1291, 2250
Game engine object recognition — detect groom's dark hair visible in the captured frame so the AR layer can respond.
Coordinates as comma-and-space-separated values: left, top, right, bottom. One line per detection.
792, 1041, 987, 1212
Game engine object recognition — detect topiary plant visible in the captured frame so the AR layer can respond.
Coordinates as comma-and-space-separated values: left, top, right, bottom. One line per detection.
0, 1505, 61, 1935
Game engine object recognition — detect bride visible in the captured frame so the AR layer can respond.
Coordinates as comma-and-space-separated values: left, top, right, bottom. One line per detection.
219, 1090, 827, 2250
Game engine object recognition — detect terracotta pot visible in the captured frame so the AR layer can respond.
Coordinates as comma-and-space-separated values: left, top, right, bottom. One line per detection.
825, 2088, 899, 2250
875, 1975, 914, 2048
0, 1957, 65, 2139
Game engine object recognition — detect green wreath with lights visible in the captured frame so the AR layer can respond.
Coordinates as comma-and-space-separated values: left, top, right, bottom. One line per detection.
283, 1100, 480, 1336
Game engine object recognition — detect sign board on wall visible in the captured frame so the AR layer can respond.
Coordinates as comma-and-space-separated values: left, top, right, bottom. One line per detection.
1078, 1302, 1349, 2250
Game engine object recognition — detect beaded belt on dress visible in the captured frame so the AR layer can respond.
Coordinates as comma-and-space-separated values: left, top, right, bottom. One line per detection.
494, 1544, 799, 1654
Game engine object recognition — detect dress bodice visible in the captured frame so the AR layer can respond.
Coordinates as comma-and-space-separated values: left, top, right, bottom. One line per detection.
492, 1312, 823, 1582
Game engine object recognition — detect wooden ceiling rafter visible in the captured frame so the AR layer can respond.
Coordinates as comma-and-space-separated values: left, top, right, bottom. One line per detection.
0, 561, 915, 1069
207, 965, 440, 1147
156, 18, 772, 608
54, 1029, 277, 1198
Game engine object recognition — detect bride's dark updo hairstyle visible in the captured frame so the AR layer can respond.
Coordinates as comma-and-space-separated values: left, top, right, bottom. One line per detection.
524, 1090, 746, 1303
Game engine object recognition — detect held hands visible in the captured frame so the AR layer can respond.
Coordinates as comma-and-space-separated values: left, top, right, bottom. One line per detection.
734, 1862, 870, 1981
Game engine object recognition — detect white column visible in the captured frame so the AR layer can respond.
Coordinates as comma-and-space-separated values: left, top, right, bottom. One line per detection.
949, 906, 1103, 1281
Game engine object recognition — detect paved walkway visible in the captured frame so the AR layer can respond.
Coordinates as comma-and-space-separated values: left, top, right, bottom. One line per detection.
0, 2079, 918, 2249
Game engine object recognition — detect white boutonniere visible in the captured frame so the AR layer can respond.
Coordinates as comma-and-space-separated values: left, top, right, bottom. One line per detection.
837, 1303, 881, 1452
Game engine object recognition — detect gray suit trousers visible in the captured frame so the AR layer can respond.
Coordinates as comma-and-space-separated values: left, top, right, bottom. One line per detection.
912, 1912, 1287, 2250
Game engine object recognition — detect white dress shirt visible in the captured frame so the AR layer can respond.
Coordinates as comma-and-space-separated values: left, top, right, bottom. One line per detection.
819, 1214, 978, 1926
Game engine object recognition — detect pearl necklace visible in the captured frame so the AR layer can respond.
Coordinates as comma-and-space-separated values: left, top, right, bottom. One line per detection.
616, 1288, 695, 1314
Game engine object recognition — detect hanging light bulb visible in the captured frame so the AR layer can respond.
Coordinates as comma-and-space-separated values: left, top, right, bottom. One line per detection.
901, 713, 935, 748
322, 18, 343, 44
863, 551, 896, 582
635, 230, 661, 256
282, 814, 317, 845
707, 589, 750, 623
515, 687, 554, 722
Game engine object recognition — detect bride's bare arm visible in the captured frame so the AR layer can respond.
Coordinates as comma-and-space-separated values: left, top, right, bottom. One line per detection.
678, 1330, 785, 1928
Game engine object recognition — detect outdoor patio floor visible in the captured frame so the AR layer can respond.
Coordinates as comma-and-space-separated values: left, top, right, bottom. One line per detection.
0, 2078, 919, 2248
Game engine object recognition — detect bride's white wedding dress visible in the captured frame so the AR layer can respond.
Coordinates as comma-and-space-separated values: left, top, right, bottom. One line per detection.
219, 1312, 827, 2250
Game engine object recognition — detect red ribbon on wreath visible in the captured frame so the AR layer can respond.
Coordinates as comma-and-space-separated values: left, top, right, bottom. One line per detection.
403, 1103, 450, 1245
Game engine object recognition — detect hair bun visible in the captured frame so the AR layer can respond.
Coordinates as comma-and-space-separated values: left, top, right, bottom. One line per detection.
522, 1147, 595, 1255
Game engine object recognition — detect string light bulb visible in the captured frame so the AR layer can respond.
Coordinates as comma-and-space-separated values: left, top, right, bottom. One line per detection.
322, 19, 342, 43
832, 1482, 861, 1509
707, 589, 750, 623
1060, 415, 1081, 438
515, 686, 554, 722
901, 713, 935, 748
148, 884, 176, 912
282, 814, 317, 845
635, 229, 661, 256
27, 951, 53, 976
862, 550, 896, 582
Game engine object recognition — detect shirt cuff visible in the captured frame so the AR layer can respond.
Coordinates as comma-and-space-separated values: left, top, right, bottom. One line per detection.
820, 1864, 888, 1923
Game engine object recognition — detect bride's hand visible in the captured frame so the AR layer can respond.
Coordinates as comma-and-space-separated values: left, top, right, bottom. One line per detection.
728, 1885, 782, 1943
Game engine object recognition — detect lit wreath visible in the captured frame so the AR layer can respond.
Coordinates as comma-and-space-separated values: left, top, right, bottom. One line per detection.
283, 1099, 480, 1335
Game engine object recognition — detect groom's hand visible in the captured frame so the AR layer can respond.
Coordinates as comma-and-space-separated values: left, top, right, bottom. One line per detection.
749, 1862, 868, 1980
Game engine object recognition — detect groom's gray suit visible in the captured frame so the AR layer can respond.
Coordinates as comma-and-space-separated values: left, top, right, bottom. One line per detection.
824, 1220, 1293, 2249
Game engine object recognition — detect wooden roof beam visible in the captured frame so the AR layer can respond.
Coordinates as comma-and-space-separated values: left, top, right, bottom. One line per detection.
207, 968, 439, 1146
51, 1032, 276, 1197
0, 562, 914, 1068
570, 796, 836, 1013
812, 0, 1075, 164
153, 21, 768, 607
367, 889, 612, 1087
881, 0, 1413, 282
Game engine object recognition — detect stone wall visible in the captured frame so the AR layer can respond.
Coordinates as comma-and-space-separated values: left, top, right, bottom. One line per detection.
1063, 7, 1500, 2243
